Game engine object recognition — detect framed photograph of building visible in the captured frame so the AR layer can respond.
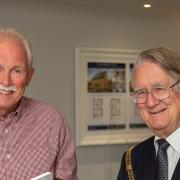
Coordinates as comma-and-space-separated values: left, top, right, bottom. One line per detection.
75, 47, 152, 146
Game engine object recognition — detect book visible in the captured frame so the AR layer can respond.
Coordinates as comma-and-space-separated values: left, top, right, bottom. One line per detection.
30, 172, 53, 180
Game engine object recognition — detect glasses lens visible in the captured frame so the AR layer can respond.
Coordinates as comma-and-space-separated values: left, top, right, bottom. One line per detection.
132, 90, 147, 104
152, 86, 169, 100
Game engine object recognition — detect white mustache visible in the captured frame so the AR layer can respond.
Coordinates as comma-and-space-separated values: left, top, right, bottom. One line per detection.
0, 84, 16, 92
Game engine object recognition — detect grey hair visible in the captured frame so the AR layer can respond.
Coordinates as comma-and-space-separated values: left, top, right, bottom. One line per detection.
0, 27, 33, 69
133, 47, 180, 90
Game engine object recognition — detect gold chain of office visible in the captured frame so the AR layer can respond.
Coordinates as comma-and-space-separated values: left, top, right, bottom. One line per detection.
125, 147, 135, 180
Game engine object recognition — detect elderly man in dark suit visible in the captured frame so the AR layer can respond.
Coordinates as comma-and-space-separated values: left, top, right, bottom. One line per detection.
117, 47, 180, 180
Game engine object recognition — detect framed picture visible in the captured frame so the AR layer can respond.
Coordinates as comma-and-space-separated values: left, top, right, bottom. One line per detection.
75, 47, 152, 146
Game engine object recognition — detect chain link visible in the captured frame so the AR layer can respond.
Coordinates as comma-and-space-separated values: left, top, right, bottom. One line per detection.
125, 146, 135, 180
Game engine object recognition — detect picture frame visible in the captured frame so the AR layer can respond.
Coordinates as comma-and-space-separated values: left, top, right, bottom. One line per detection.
75, 47, 152, 146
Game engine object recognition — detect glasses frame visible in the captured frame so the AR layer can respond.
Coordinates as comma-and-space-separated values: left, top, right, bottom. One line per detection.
131, 80, 180, 104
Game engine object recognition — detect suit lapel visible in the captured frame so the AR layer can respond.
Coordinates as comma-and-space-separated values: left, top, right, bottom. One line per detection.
141, 145, 156, 180
171, 158, 180, 180
135, 136, 156, 180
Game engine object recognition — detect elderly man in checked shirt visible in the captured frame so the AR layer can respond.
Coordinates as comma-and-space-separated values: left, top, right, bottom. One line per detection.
0, 28, 77, 180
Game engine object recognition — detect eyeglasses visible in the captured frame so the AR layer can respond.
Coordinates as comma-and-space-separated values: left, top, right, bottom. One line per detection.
131, 80, 180, 104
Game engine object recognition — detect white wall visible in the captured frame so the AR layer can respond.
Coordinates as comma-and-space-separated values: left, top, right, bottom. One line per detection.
1, 0, 180, 179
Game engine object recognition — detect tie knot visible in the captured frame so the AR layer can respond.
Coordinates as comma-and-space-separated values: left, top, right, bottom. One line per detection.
157, 139, 169, 150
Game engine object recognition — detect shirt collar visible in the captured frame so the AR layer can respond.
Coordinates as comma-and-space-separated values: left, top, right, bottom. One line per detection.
12, 96, 26, 123
154, 128, 180, 155
0, 96, 26, 123
166, 128, 180, 155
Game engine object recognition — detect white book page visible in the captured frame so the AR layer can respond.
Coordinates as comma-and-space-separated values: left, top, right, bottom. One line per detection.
30, 172, 53, 180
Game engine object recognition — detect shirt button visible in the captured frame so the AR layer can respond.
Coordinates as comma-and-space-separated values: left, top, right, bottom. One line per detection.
5, 129, 8, 134
7, 154, 10, 159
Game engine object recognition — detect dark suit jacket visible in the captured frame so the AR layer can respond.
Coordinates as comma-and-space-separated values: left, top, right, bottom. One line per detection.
117, 136, 180, 180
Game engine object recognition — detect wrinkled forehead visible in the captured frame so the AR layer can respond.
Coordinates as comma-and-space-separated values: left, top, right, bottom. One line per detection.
131, 61, 174, 89
0, 39, 26, 56
0, 40, 28, 67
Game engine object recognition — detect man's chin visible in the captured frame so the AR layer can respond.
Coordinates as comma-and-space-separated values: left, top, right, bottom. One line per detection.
150, 123, 169, 133
0, 103, 18, 111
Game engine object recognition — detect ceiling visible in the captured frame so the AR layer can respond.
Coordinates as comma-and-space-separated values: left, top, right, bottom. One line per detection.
57, 0, 180, 14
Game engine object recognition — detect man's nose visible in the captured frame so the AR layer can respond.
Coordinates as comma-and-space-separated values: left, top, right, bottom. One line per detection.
146, 92, 160, 107
0, 72, 11, 86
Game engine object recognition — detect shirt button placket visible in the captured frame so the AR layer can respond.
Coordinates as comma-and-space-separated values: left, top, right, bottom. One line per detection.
4, 126, 14, 180
5, 128, 8, 134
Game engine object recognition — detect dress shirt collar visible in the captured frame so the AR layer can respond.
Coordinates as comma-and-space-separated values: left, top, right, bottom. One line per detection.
154, 127, 180, 155
0, 96, 26, 123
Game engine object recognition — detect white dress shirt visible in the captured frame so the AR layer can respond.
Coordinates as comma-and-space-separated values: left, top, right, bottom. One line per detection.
154, 128, 180, 180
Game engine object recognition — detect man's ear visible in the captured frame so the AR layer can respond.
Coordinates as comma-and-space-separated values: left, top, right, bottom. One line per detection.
26, 67, 35, 86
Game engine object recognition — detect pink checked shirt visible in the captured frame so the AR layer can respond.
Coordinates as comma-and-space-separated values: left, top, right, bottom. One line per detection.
0, 96, 77, 180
